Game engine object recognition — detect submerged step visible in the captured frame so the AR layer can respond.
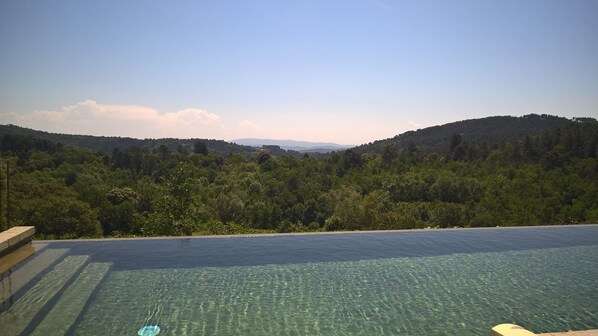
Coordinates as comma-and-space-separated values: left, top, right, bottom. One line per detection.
0, 255, 88, 336
31, 262, 112, 335
0, 243, 38, 276
1, 248, 69, 306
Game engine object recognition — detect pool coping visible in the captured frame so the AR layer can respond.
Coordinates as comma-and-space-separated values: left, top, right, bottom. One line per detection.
35, 223, 598, 243
0, 226, 35, 257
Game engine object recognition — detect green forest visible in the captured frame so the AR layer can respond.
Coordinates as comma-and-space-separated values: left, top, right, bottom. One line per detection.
0, 118, 597, 239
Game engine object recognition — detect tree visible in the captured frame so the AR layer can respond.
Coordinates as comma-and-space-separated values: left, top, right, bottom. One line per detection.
143, 163, 208, 236
449, 133, 463, 153
99, 201, 137, 235
106, 187, 139, 205
452, 144, 466, 161
193, 141, 209, 155
257, 150, 272, 164
12, 174, 102, 238
382, 144, 397, 163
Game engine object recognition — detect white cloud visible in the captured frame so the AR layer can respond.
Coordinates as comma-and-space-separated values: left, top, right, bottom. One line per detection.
165, 108, 222, 126
0, 100, 225, 139
0, 101, 413, 144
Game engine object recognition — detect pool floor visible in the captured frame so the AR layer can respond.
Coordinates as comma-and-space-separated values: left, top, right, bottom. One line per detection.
1, 227, 597, 335
75, 246, 597, 335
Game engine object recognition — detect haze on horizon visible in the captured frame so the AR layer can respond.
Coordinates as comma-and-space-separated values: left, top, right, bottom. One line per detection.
1, 0, 597, 145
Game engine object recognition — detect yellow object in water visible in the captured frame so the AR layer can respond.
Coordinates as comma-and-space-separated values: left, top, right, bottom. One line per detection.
492, 324, 536, 336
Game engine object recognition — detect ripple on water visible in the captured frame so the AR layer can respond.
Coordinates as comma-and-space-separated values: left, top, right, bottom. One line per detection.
69, 245, 598, 335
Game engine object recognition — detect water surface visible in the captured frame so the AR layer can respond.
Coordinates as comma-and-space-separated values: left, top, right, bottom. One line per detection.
2, 226, 597, 335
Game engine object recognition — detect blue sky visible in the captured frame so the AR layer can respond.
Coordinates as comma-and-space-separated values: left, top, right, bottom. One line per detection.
1, 0, 597, 144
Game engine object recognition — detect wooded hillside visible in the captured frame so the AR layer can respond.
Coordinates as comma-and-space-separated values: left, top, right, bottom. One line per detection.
0, 124, 259, 155
353, 114, 575, 154
0, 117, 596, 239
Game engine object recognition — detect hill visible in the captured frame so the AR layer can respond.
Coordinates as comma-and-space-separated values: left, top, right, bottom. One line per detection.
353, 114, 577, 154
1, 116, 596, 239
2, 114, 592, 157
0, 124, 258, 155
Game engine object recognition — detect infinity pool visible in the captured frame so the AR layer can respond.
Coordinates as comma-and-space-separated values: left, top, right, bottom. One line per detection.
1, 226, 597, 335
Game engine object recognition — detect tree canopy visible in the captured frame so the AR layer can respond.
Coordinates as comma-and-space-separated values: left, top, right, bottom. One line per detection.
0, 118, 596, 239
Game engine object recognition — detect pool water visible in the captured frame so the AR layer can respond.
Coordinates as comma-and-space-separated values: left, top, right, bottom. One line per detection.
1, 226, 597, 335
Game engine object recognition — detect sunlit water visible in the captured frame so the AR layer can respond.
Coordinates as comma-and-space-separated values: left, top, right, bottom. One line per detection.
2, 226, 598, 335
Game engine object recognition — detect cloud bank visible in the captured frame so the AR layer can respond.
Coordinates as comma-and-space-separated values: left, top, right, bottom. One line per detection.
0, 100, 224, 139
0, 100, 418, 144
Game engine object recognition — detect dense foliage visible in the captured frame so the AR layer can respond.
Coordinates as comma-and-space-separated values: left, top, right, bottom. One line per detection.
354, 114, 574, 154
0, 120, 597, 239
0, 124, 258, 155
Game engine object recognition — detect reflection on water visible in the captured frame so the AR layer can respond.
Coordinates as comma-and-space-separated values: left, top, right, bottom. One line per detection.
1, 226, 597, 335
39, 225, 598, 270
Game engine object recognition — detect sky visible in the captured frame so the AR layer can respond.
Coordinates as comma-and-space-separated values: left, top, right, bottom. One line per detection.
1, 0, 597, 145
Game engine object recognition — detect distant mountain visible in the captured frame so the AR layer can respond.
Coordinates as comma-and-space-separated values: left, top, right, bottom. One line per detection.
0, 124, 258, 155
353, 114, 579, 154
2, 114, 587, 157
233, 138, 353, 153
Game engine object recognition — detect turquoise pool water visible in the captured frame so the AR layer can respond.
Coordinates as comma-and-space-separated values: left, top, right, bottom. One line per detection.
1, 226, 597, 335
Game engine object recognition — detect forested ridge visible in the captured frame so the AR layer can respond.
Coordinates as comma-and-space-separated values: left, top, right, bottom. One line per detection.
0, 124, 258, 155
354, 114, 575, 154
0, 117, 597, 239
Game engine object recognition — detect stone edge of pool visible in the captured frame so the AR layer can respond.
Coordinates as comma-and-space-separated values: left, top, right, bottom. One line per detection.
0, 226, 35, 255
